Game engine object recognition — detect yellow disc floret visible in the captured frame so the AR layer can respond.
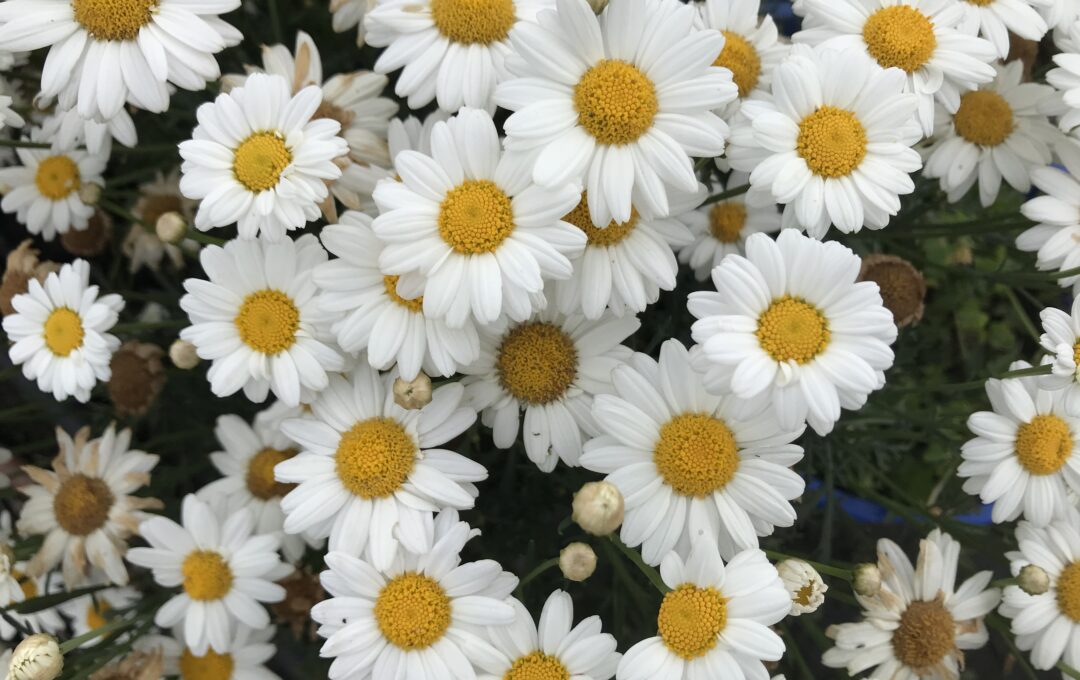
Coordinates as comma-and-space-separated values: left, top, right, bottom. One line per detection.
797, 106, 867, 179
756, 296, 831, 364
657, 584, 728, 660
716, 32, 761, 98
429, 0, 516, 44
503, 652, 570, 680
234, 289, 300, 355
233, 132, 292, 192
35, 156, 81, 200
562, 193, 638, 246
43, 308, 85, 357
72, 0, 158, 42
954, 90, 1014, 147
1015, 414, 1073, 476
708, 202, 747, 243
383, 275, 424, 313
179, 648, 235, 680
374, 572, 452, 650
496, 322, 578, 405
862, 5, 937, 73
1057, 561, 1080, 622
181, 550, 233, 601
438, 179, 516, 254
86, 600, 110, 631
335, 417, 417, 499
53, 474, 115, 536
574, 60, 659, 146
653, 413, 740, 497
891, 597, 957, 673
246, 447, 297, 500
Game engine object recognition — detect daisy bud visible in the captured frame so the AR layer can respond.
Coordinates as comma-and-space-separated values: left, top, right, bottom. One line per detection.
559, 543, 597, 582
168, 339, 200, 370
777, 559, 828, 615
393, 373, 433, 410
155, 211, 188, 244
572, 481, 624, 536
857, 254, 926, 328
1018, 564, 1050, 596
77, 182, 101, 206
852, 563, 882, 598
9, 634, 63, 680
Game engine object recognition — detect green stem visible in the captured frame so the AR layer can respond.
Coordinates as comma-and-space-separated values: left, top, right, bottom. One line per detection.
763, 550, 852, 581
1002, 287, 1040, 344
1059, 661, 1080, 679
992, 577, 1017, 589
0, 138, 52, 149
514, 557, 560, 599
185, 229, 225, 246
700, 183, 750, 206
98, 199, 149, 230
59, 615, 135, 653
608, 536, 669, 594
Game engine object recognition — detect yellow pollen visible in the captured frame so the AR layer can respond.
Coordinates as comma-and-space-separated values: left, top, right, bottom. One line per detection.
43, 307, 85, 357
862, 5, 937, 73
234, 289, 300, 355
573, 60, 658, 146
374, 572, 452, 650
35, 155, 81, 200
233, 132, 292, 192
335, 417, 416, 499
716, 31, 761, 98
796, 106, 867, 178
795, 584, 814, 607
954, 90, 1014, 147
756, 296, 831, 364
429, 0, 516, 44
503, 652, 570, 680
1057, 562, 1080, 622
653, 413, 739, 497
658, 584, 728, 660
1073, 343, 1080, 369
891, 597, 956, 673
383, 275, 424, 313
181, 550, 233, 601
437, 179, 516, 254
14, 571, 37, 600
562, 193, 638, 246
246, 447, 297, 500
1015, 414, 1073, 476
708, 202, 747, 244
496, 322, 578, 405
963, 0, 995, 5
72, 0, 157, 42
86, 599, 110, 631
53, 474, 115, 536
179, 648, 235, 680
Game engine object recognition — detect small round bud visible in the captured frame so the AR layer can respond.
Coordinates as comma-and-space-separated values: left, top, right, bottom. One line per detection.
572, 481, 624, 536
78, 182, 101, 206
9, 634, 63, 680
1018, 564, 1050, 596
852, 563, 882, 598
777, 559, 828, 615
168, 339, 200, 370
394, 373, 433, 410
155, 212, 188, 244
559, 543, 597, 582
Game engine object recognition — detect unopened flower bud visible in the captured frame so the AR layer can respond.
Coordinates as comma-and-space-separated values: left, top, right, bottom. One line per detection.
559, 543, 596, 582
777, 559, 828, 615
168, 339, 200, 370
155, 211, 187, 244
1018, 564, 1050, 596
9, 634, 63, 680
394, 373, 433, 410
78, 182, 101, 206
852, 563, 882, 598
572, 481, 624, 536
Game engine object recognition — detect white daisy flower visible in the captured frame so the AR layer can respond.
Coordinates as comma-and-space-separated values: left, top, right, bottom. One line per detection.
2, 259, 123, 403
179, 234, 345, 407
688, 229, 898, 435
794, 0, 998, 136
1000, 513, 1080, 671
955, 0, 1049, 58
1049, 32, 1080, 136
311, 510, 517, 680
123, 169, 197, 275
143, 624, 281, 679
277, 367, 484, 570
677, 173, 781, 282
371, 107, 584, 328
330, 0, 376, 46
959, 361, 1080, 526
0, 134, 107, 241
553, 190, 696, 319
581, 339, 804, 564
823, 530, 1000, 680
126, 495, 288, 655
1042, 0, 1080, 32
17, 423, 160, 587
0, 0, 241, 122
923, 60, 1062, 208
365, 0, 551, 113
314, 210, 480, 380
461, 307, 639, 472
470, 590, 620, 680
495, 0, 736, 227
40, 104, 135, 156
58, 585, 139, 646
179, 73, 348, 241
1040, 298, 1080, 415
616, 536, 790, 680
726, 45, 922, 238
1016, 147, 1080, 295
0, 561, 65, 640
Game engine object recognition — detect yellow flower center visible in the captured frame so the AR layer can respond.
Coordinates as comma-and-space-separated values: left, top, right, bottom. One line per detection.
1073, 343, 1080, 370
86, 599, 110, 631
233, 132, 292, 192
72, 0, 157, 41
503, 652, 570, 680
383, 275, 424, 313
891, 598, 956, 673
246, 447, 297, 500
562, 192, 638, 246
179, 648, 235, 680
35, 155, 81, 200
1014, 414, 1073, 476
374, 572, 452, 650
429, 0, 516, 44
53, 474, 115, 536
708, 202, 747, 244
43, 308, 85, 357
954, 90, 1014, 147
1057, 562, 1080, 622
861, 5, 937, 73
795, 584, 815, 607
14, 571, 37, 600
573, 60, 658, 146
756, 296, 831, 364
437, 179, 516, 254
716, 31, 761, 98
796, 106, 867, 178
963, 0, 995, 5
181, 550, 233, 601
234, 289, 300, 355
658, 584, 728, 660
496, 321, 578, 405
653, 413, 739, 497
335, 417, 416, 499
